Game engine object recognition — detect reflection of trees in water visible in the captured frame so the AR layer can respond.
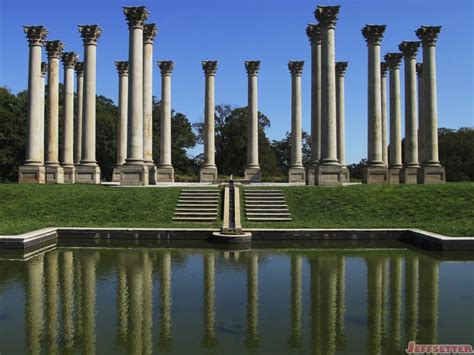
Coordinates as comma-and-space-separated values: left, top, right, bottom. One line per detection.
20, 248, 442, 354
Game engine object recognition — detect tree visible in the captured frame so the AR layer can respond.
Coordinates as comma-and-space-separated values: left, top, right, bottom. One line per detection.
439, 127, 474, 181
96, 95, 118, 181
270, 131, 311, 174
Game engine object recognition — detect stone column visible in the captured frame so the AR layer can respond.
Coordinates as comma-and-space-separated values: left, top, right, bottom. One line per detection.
77, 25, 102, 184
112, 61, 129, 182
19, 26, 48, 184
244, 61, 261, 182
120, 7, 149, 186
384, 53, 403, 183
157, 61, 175, 182
314, 6, 343, 186
74, 62, 84, 166
61, 52, 79, 184
362, 25, 388, 184
288, 61, 306, 184
44, 40, 65, 184
200, 61, 219, 182
416, 26, 445, 183
381, 62, 389, 166
336, 61, 349, 182
306, 24, 322, 185
143, 23, 158, 184
416, 63, 424, 165
399, 41, 421, 184
40, 62, 47, 165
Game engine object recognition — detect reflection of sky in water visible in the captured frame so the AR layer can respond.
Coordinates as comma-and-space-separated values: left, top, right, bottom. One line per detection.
0, 247, 472, 354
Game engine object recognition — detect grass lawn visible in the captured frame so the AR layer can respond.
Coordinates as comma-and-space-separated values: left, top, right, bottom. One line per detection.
242, 182, 474, 237
0, 182, 473, 237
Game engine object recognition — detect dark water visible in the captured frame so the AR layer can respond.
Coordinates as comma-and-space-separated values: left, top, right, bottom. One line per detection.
0, 244, 473, 354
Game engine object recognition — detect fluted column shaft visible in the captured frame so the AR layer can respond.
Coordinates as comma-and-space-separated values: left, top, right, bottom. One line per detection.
289, 61, 304, 167
203, 61, 217, 168
61, 53, 78, 168
416, 64, 424, 164
143, 24, 157, 165
385, 53, 403, 168
336, 62, 348, 166
381, 63, 388, 165
115, 62, 129, 166
40, 63, 47, 164
74, 63, 84, 165
158, 61, 174, 167
246, 62, 260, 168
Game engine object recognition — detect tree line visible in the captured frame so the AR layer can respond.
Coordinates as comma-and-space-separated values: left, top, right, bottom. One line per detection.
0, 86, 472, 182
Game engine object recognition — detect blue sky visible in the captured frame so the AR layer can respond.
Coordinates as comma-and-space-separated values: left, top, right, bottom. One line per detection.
0, 0, 472, 164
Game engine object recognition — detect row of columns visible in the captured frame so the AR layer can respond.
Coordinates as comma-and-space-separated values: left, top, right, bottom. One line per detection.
363, 25, 445, 184
23, 250, 440, 353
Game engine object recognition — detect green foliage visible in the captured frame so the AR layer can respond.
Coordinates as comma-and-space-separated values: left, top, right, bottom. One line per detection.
270, 131, 311, 174
96, 95, 118, 181
439, 127, 474, 182
347, 159, 367, 181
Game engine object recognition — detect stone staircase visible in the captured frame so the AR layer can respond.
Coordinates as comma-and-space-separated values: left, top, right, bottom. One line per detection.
172, 189, 220, 222
243, 189, 292, 222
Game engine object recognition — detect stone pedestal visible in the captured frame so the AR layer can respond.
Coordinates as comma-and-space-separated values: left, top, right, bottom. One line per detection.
314, 165, 343, 186
306, 166, 317, 186
156, 167, 174, 183
45, 166, 64, 184
147, 164, 157, 185
19, 166, 46, 184
388, 167, 402, 184
121, 165, 149, 186
363, 166, 388, 184
76, 165, 100, 184
418, 166, 445, 184
244, 167, 261, 183
400, 167, 418, 184
341, 166, 350, 182
288, 167, 306, 184
200, 167, 218, 183
63, 166, 76, 184
112, 166, 122, 183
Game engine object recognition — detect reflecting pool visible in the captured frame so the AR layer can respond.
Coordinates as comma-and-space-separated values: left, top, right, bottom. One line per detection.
0, 243, 473, 354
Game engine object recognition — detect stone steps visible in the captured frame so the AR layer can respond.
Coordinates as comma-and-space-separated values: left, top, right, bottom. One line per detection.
243, 189, 292, 222
173, 189, 220, 222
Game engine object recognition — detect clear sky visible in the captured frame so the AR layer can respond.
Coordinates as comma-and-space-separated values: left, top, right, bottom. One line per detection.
0, 0, 473, 164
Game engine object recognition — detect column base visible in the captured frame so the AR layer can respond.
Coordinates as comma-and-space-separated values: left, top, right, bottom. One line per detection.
63, 166, 76, 184
306, 165, 317, 186
288, 167, 306, 184
156, 166, 174, 183
418, 165, 446, 184
18, 165, 45, 184
76, 165, 101, 184
112, 165, 122, 183
145, 163, 157, 185
244, 167, 261, 183
362, 166, 388, 184
341, 166, 350, 183
45, 165, 64, 184
200, 166, 218, 183
120, 164, 149, 186
314, 164, 343, 186
400, 166, 419, 184
388, 167, 402, 184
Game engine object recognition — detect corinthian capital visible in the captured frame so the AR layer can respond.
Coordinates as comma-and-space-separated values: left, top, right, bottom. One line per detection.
380, 62, 389, 77
416, 63, 423, 78
399, 41, 421, 58
45, 40, 64, 59
415, 26, 441, 46
202, 61, 218, 76
41, 62, 48, 77
78, 25, 102, 45
115, 61, 129, 75
306, 24, 321, 45
62, 52, 79, 69
335, 61, 348, 77
288, 61, 304, 76
314, 6, 340, 28
158, 61, 174, 75
384, 52, 403, 69
143, 23, 158, 44
362, 24, 386, 45
245, 61, 260, 76
123, 6, 149, 28
75, 62, 84, 75
23, 26, 48, 46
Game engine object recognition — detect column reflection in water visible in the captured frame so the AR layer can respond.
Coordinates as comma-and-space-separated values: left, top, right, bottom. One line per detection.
202, 253, 216, 347
381, 257, 389, 338
245, 252, 259, 348
320, 256, 337, 355
129, 257, 144, 355
405, 255, 419, 342
74, 251, 84, 341
336, 256, 346, 349
158, 251, 172, 351
288, 254, 302, 349
418, 257, 439, 344
26, 254, 45, 355
366, 256, 384, 355
83, 252, 98, 355
116, 253, 129, 344
142, 252, 154, 355
62, 251, 75, 349
46, 250, 59, 354
310, 258, 322, 355
389, 256, 402, 353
